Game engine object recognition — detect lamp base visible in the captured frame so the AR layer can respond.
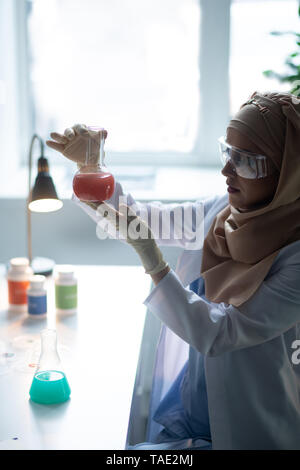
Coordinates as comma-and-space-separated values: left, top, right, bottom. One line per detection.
31, 257, 55, 276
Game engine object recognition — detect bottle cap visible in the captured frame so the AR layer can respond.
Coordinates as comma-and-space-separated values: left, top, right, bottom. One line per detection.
57, 265, 75, 280
10, 257, 30, 271
29, 275, 46, 290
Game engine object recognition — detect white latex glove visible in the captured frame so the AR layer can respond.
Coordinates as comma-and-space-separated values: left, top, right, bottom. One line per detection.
46, 124, 107, 168
90, 201, 168, 276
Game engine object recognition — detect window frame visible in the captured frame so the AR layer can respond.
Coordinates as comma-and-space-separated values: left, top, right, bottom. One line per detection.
0, 0, 33, 187
1, 0, 33, 168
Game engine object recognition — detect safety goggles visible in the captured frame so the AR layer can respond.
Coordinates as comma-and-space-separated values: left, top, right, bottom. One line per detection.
218, 136, 273, 179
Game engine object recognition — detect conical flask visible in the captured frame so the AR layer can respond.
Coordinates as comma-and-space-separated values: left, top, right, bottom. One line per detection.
72, 126, 115, 202
29, 329, 71, 404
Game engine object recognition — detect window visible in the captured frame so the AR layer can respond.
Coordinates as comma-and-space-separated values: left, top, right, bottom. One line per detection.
27, 0, 201, 165
1, 0, 299, 198
230, 0, 300, 115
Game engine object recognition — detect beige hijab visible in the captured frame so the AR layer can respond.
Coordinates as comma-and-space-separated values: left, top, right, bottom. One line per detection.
200, 91, 300, 307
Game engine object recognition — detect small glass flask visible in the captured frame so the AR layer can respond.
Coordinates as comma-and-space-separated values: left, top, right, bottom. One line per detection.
29, 329, 71, 404
72, 127, 115, 202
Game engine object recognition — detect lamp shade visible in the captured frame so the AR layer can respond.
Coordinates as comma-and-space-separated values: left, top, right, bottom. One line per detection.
28, 157, 63, 213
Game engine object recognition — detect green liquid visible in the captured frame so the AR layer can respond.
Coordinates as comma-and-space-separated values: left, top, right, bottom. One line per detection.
29, 370, 71, 404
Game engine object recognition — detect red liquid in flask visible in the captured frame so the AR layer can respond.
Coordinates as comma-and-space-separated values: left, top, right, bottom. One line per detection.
73, 171, 115, 202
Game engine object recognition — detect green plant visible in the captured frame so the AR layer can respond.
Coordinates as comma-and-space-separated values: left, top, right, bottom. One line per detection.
263, 4, 300, 95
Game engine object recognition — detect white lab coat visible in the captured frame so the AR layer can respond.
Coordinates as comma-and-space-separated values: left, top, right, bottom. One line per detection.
74, 183, 300, 450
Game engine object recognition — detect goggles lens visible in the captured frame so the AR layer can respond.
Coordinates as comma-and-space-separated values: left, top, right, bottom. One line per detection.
218, 137, 268, 179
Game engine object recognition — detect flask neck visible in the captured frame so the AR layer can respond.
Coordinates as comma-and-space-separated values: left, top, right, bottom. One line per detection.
85, 132, 105, 167
37, 329, 63, 373
80, 163, 102, 173
41, 329, 57, 351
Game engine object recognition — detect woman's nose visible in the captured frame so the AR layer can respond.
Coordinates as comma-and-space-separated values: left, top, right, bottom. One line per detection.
221, 160, 236, 177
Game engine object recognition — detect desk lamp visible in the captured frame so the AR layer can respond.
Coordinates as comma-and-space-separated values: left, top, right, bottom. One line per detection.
27, 134, 63, 276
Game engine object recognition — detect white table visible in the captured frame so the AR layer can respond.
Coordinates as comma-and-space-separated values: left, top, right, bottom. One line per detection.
0, 264, 151, 450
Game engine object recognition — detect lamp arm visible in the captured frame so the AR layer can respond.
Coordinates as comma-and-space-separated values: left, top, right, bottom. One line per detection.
27, 134, 44, 263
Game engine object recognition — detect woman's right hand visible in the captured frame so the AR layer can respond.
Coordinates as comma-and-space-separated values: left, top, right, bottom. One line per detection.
46, 124, 108, 167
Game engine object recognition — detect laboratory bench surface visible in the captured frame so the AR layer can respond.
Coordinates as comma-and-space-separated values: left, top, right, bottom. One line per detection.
0, 264, 151, 450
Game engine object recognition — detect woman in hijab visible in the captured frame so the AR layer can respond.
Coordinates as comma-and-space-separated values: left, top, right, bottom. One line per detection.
47, 91, 300, 450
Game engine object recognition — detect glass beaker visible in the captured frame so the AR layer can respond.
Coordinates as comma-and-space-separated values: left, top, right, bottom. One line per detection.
29, 329, 71, 404
72, 126, 115, 202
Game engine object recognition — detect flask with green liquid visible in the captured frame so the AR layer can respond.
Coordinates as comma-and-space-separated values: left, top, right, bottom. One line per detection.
29, 329, 71, 404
